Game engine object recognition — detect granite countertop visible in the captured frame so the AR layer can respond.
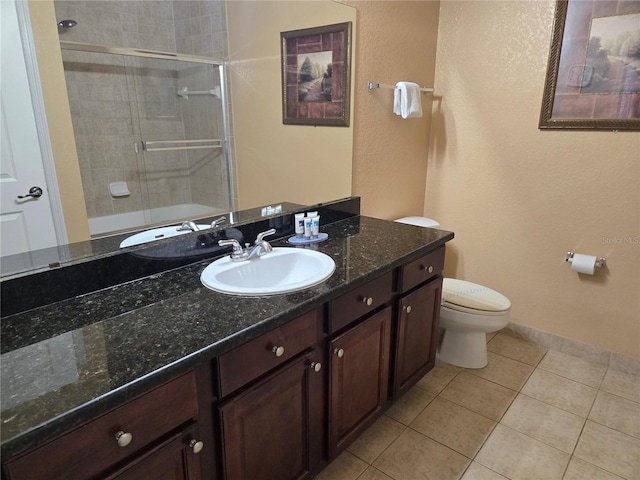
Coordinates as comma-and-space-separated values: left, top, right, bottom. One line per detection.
0, 215, 453, 461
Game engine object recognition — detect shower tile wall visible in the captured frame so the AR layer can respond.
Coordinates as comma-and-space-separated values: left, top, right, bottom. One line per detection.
54, 0, 231, 223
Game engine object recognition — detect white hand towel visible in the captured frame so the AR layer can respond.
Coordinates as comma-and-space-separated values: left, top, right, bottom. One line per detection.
393, 82, 423, 119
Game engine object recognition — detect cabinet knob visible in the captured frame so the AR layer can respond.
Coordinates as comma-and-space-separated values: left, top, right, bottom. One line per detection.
361, 296, 373, 306
334, 348, 344, 358
189, 439, 204, 454
420, 265, 434, 274
272, 345, 285, 357
403, 305, 412, 314
310, 362, 322, 372
115, 431, 133, 448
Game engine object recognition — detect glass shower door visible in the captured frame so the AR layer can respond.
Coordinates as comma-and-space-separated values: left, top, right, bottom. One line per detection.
127, 55, 231, 226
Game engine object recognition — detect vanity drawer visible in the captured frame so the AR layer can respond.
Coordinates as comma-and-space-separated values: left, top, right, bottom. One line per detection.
329, 271, 393, 333
217, 309, 319, 398
5, 372, 198, 480
399, 246, 445, 293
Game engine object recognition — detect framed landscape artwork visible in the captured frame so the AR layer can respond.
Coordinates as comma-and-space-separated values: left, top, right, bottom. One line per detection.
281, 22, 352, 126
539, 0, 640, 130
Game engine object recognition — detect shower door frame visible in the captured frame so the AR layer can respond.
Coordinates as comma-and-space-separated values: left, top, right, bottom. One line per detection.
59, 40, 235, 230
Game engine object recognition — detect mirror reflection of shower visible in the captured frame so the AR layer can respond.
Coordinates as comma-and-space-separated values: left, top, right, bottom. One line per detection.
53, 1, 234, 237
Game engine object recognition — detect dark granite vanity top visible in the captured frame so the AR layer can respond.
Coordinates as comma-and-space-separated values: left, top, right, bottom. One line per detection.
0, 212, 453, 461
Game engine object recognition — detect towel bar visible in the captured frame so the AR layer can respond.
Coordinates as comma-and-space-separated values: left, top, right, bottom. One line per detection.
367, 81, 433, 93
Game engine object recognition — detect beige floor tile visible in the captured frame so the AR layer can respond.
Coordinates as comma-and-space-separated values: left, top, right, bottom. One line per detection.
417, 360, 462, 395
373, 428, 470, 480
411, 397, 496, 458
487, 332, 547, 366
356, 466, 394, 480
440, 371, 517, 421
461, 462, 509, 480
601, 368, 640, 403
500, 394, 585, 453
475, 424, 570, 480
574, 420, 640, 480
347, 415, 405, 464
314, 451, 368, 480
538, 350, 607, 387
467, 352, 534, 391
590, 390, 640, 438
385, 385, 435, 426
521, 368, 597, 417
563, 457, 625, 480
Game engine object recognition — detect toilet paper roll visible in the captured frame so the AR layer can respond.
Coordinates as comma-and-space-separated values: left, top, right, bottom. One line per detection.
570, 253, 597, 275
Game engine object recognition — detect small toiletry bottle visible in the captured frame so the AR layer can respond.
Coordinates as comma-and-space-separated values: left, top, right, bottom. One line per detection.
304, 216, 313, 239
306, 211, 318, 218
311, 215, 320, 238
295, 213, 305, 237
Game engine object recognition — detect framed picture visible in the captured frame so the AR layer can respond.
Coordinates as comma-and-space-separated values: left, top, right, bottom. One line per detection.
539, 0, 640, 130
281, 22, 352, 127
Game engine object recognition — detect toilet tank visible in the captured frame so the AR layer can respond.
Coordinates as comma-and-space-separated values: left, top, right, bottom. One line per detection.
395, 217, 440, 229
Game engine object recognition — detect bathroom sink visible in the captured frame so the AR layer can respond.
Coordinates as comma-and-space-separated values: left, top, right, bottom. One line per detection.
200, 247, 335, 296
120, 225, 209, 248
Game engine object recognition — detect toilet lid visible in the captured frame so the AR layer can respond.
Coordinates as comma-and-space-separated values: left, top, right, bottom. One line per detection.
442, 278, 511, 313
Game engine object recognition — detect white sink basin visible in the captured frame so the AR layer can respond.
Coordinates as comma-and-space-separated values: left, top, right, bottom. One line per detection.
200, 247, 335, 296
120, 225, 209, 248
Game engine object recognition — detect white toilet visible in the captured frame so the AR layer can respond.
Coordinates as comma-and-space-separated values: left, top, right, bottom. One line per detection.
395, 217, 511, 368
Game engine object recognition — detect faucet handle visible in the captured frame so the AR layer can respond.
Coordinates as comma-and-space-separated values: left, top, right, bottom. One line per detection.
177, 221, 199, 232
211, 216, 226, 228
255, 228, 276, 244
218, 238, 244, 257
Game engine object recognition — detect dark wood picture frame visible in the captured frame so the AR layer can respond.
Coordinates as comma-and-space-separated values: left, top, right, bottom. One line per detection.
281, 22, 352, 127
539, 0, 640, 130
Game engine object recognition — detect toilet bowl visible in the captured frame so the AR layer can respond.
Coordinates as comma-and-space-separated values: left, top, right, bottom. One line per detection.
395, 216, 511, 368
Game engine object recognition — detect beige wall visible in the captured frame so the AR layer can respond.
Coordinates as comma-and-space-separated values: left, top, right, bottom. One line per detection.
344, 0, 440, 219
226, 1, 355, 210
425, 1, 640, 357
28, 0, 89, 242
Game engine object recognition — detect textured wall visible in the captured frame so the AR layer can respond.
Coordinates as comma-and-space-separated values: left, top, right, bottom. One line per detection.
344, 0, 440, 220
426, 0, 640, 356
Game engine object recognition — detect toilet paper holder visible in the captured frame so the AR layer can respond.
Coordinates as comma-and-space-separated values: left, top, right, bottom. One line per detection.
565, 252, 606, 268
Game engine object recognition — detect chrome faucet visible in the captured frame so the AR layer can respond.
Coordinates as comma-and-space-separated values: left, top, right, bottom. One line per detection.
211, 216, 226, 228
177, 221, 199, 232
218, 228, 276, 262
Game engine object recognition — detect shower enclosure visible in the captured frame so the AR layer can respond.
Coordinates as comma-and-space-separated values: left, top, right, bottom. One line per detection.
59, 41, 233, 236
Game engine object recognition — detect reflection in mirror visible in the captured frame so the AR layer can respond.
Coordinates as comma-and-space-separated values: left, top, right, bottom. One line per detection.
1, 0, 355, 278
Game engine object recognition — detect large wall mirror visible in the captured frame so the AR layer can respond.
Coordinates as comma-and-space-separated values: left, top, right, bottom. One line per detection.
1, 0, 355, 278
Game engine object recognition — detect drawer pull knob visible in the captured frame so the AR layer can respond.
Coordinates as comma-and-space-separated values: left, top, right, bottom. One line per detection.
404, 305, 412, 314
421, 265, 434, 274
189, 439, 204, 454
272, 345, 285, 357
310, 362, 322, 372
334, 348, 344, 358
115, 431, 133, 448
361, 296, 373, 306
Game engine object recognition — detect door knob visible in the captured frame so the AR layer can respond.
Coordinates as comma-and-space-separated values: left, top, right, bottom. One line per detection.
17, 186, 43, 199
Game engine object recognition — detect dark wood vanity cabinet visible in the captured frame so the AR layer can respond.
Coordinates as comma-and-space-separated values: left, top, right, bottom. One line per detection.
328, 306, 392, 458
216, 310, 325, 480
107, 423, 203, 480
3, 372, 203, 480
393, 246, 445, 398
3, 244, 448, 480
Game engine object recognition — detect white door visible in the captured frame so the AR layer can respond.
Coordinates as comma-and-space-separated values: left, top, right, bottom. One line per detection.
1, 0, 60, 257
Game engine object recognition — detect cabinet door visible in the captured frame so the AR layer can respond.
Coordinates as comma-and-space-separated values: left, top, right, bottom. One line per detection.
107, 425, 203, 480
219, 349, 324, 480
394, 277, 443, 398
329, 307, 391, 458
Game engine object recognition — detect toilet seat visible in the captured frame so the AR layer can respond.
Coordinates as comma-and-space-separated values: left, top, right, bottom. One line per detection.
442, 279, 510, 316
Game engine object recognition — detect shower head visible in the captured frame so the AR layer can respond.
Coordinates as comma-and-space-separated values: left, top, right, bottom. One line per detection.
57, 19, 78, 29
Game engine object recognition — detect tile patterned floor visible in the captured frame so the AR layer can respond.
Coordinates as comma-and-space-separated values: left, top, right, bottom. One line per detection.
315, 332, 640, 480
